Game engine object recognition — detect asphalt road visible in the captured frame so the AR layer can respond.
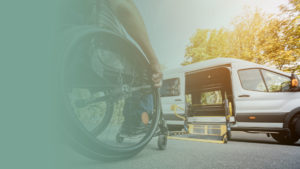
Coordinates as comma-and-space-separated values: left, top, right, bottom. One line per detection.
66, 131, 300, 169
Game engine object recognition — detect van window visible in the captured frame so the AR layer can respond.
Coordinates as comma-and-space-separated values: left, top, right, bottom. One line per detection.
261, 70, 291, 92
238, 69, 267, 92
200, 90, 223, 105
160, 78, 180, 97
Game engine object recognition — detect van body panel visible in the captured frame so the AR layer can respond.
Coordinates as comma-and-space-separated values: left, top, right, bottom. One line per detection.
231, 62, 300, 128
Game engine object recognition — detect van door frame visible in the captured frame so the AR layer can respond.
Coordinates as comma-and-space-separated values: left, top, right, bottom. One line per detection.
185, 64, 236, 122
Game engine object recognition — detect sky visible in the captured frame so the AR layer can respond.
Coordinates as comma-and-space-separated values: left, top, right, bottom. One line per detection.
133, 0, 287, 69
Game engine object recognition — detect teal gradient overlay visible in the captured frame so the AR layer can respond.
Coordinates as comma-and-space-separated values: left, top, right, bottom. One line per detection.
0, 0, 66, 168
1, 1, 161, 168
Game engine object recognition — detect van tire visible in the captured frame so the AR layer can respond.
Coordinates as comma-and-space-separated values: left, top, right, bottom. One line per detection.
294, 118, 300, 138
271, 133, 299, 145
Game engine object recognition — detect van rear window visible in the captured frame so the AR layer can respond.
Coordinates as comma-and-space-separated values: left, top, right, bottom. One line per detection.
200, 90, 223, 105
160, 78, 180, 97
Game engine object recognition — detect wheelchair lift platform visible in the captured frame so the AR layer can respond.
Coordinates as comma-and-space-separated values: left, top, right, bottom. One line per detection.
168, 104, 230, 144
168, 123, 228, 144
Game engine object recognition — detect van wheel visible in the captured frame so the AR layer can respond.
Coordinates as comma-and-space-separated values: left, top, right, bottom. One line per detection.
271, 133, 299, 145
294, 118, 300, 138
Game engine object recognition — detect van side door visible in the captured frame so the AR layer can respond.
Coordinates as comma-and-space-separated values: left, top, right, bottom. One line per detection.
160, 73, 185, 122
234, 68, 293, 128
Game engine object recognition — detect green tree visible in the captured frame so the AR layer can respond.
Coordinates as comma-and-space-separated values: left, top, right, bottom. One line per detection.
183, 1, 300, 74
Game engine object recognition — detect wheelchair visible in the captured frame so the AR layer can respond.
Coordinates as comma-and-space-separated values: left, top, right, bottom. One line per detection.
60, 25, 168, 161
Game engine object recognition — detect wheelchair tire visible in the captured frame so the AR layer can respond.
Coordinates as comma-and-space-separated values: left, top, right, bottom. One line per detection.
60, 26, 161, 161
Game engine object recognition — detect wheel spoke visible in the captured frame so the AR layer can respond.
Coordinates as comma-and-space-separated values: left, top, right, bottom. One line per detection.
74, 84, 152, 107
130, 85, 152, 93
66, 84, 120, 90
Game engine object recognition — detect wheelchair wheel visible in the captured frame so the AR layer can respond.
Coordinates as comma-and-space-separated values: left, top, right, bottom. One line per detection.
61, 26, 161, 161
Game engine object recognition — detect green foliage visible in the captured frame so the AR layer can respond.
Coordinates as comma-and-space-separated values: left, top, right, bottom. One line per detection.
183, 2, 300, 74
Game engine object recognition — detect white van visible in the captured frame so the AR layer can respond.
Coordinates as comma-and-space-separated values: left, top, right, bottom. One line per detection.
161, 58, 300, 144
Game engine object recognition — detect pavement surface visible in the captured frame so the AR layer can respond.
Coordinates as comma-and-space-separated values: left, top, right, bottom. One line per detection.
66, 131, 300, 169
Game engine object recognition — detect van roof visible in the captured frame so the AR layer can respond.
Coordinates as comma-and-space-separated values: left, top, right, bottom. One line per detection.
163, 57, 290, 76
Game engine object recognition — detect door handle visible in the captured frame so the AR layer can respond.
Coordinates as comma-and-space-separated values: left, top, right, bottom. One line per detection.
175, 99, 182, 101
238, 94, 250, 97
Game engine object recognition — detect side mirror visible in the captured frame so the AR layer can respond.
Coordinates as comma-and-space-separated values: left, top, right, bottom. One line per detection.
291, 73, 300, 91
